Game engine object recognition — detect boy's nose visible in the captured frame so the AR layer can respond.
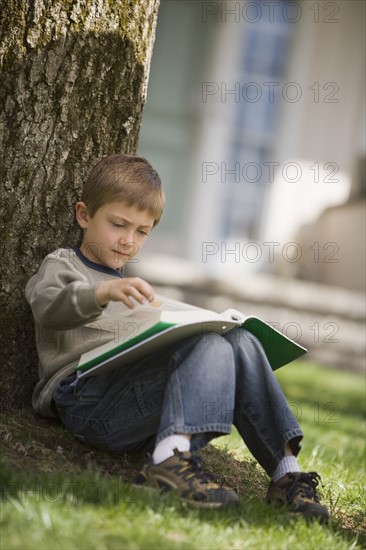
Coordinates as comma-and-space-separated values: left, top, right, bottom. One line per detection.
119, 233, 135, 249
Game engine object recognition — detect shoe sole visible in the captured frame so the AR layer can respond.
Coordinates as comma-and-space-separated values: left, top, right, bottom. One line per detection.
289, 510, 330, 523
134, 482, 239, 509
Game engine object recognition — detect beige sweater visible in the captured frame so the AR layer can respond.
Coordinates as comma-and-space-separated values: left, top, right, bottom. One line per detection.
25, 248, 128, 417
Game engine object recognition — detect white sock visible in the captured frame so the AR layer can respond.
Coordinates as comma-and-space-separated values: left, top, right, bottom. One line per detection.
272, 455, 301, 483
152, 434, 191, 464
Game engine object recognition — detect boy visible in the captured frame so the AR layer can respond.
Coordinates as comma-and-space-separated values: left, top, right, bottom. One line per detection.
26, 154, 329, 520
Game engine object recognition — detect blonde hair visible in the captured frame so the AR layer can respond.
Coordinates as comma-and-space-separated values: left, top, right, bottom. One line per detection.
81, 154, 165, 226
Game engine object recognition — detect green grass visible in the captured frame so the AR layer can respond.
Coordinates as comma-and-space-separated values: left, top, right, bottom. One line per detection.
1, 362, 365, 549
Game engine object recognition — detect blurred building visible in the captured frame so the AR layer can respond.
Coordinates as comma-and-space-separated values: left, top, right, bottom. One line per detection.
138, 0, 365, 292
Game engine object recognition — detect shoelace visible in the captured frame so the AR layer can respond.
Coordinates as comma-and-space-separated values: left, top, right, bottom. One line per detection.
286, 472, 322, 503
178, 452, 218, 484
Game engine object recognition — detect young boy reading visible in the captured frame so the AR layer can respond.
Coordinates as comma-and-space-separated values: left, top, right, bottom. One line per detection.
26, 154, 329, 520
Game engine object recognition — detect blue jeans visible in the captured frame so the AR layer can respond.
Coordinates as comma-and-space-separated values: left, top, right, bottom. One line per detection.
53, 329, 303, 476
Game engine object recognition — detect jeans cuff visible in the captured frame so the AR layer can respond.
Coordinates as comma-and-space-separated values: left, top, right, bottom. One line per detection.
156, 423, 232, 445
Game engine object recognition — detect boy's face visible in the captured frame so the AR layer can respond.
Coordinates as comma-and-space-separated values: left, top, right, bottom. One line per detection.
75, 201, 155, 269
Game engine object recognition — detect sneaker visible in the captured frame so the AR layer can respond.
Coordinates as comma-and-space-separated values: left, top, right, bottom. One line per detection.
134, 448, 240, 508
266, 471, 330, 522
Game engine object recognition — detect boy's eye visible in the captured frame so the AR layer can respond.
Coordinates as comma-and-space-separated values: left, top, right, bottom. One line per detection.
111, 223, 149, 236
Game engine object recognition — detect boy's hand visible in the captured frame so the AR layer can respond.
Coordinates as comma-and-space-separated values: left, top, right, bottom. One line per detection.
96, 277, 155, 309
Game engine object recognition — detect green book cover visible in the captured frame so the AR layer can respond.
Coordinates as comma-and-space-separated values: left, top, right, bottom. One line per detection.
76, 320, 175, 372
240, 318, 306, 371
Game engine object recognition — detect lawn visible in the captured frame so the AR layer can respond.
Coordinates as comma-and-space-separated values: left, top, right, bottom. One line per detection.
1, 361, 365, 549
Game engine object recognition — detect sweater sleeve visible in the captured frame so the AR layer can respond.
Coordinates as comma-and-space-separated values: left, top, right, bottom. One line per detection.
25, 253, 105, 329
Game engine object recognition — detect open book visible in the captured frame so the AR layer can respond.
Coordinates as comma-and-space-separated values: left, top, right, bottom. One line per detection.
75, 294, 307, 378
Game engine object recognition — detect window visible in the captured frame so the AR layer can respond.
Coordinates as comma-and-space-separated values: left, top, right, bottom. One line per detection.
222, 1, 294, 240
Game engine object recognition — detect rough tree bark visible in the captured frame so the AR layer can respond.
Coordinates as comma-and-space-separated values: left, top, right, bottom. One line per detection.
0, 0, 160, 411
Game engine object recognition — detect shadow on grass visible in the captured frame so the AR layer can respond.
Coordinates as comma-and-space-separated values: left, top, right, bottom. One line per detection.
1, 407, 365, 548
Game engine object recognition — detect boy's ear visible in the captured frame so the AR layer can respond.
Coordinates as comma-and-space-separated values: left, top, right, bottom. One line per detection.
75, 202, 89, 229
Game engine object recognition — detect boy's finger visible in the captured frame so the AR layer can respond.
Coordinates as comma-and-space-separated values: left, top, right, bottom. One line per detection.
119, 293, 136, 308
130, 279, 155, 302
122, 286, 148, 306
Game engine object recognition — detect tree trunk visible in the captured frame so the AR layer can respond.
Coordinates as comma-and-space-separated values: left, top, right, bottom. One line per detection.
0, 0, 160, 411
